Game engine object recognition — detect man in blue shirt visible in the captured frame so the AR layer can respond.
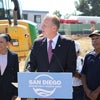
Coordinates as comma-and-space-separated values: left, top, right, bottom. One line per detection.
81, 30, 100, 100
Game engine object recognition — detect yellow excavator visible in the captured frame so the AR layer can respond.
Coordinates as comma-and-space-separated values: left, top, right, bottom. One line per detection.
0, 0, 38, 60
0, 1, 40, 100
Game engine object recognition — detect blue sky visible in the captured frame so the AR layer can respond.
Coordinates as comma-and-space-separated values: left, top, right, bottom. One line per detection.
21, 0, 78, 16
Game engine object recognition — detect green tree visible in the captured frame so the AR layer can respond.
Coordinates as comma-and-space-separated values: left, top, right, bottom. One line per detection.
75, 0, 100, 16
89, 0, 100, 16
64, 11, 77, 19
53, 10, 62, 18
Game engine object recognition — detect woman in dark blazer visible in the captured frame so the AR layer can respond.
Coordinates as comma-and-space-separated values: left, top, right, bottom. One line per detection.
0, 33, 19, 100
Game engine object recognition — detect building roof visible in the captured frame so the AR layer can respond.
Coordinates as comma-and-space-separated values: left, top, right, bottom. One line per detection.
23, 10, 49, 14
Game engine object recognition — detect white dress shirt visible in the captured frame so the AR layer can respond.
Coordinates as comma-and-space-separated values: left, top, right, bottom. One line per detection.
73, 56, 83, 86
0, 53, 7, 75
47, 33, 59, 50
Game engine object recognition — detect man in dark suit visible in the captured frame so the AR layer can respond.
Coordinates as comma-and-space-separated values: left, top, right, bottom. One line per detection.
26, 14, 77, 100
0, 33, 19, 100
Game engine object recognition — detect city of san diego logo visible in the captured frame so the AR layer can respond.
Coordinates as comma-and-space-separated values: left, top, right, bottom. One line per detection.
29, 74, 62, 97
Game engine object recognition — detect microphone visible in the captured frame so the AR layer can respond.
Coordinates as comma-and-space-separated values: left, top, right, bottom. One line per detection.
52, 51, 64, 72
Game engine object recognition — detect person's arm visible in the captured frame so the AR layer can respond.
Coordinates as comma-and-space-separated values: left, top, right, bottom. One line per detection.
21, 98, 28, 100
96, 86, 100, 94
90, 86, 100, 100
12, 54, 19, 97
66, 40, 77, 73
74, 56, 83, 78
81, 74, 92, 99
12, 96, 17, 100
25, 41, 38, 72
74, 71, 81, 78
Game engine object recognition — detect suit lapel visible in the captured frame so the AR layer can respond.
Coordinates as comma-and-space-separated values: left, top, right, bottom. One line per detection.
41, 38, 49, 63
53, 35, 62, 54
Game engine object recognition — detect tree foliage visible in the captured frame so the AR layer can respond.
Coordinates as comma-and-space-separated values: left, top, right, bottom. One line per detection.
75, 0, 100, 16
53, 10, 62, 18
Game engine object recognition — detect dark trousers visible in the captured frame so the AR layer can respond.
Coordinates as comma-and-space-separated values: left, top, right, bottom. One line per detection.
73, 85, 85, 100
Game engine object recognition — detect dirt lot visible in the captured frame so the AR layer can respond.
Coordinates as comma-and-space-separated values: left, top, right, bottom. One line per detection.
65, 34, 93, 57
17, 34, 93, 100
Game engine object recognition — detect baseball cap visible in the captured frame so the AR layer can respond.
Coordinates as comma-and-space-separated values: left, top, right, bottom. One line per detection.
89, 30, 100, 37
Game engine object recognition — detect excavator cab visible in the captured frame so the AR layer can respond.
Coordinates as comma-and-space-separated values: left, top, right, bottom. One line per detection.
0, 0, 37, 60
0, 0, 22, 19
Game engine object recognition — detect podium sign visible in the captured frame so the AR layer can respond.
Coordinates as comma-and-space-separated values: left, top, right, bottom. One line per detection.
18, 72, 72, 99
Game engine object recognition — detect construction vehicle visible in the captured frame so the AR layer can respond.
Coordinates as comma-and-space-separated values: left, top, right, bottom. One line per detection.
0, 0, 38, 60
